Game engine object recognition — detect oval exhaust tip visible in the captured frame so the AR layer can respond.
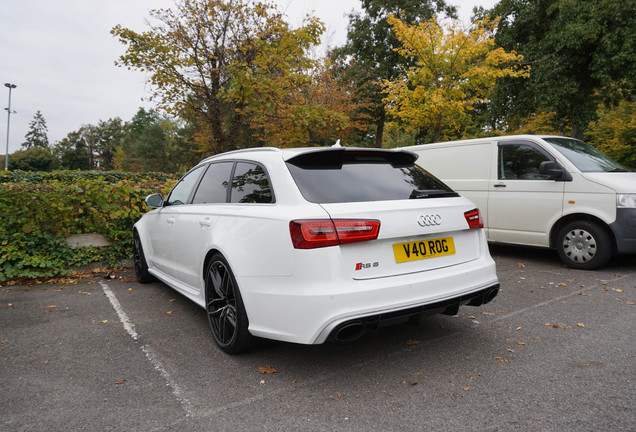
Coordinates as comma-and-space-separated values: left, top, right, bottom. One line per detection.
333, 322, 367, 343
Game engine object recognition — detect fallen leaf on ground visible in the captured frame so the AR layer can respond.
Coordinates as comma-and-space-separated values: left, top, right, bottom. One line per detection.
463, 387, 471, 391
482, 312, 495, 316
612, 288, 623, 293
552, 323, 572, 329
406, 339, 423, 345
115, 379, 126, 385
517, 341, 526, 345
258, 365, 277, 374
1, 340, 8, 344
577, 323, 585, 328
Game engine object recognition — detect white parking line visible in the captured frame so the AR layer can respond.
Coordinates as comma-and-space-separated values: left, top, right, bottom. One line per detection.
100, 281, 194, 417
101, 281, 138, 340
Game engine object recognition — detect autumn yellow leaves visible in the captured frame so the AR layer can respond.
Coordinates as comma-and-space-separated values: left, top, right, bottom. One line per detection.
382, 16, 529, 143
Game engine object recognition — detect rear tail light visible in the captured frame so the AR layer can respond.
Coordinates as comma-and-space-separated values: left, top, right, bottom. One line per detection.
290, 219, 380, 249
464, 208, 483, 229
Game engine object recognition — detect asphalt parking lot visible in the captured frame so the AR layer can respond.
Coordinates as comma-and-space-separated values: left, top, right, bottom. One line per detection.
1, 245, 635, 432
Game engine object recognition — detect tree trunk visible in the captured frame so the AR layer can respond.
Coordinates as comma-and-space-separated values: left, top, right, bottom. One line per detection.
572, 123, 584, 140
374, 109, 385, 148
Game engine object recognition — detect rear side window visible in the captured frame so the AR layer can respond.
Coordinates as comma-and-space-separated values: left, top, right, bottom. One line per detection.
192, 162, 233, 204
230, 162, 274, 204
286, 150, 457, 203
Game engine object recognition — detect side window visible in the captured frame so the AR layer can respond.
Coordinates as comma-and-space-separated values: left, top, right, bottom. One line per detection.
499, 144, 552, 180
230, 162, 274, 204
192, 162, 233, 204
166, 165, 206, 206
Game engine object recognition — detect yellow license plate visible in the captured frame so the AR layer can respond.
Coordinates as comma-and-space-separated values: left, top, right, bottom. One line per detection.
393, 237, 456, 263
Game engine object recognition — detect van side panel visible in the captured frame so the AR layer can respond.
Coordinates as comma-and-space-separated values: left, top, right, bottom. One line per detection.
413, 141, 494, 226
563, 172, 616, 223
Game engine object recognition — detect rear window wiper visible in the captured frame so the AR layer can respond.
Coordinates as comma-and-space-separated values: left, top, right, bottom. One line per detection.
409, 189, 459, 199
607, 168, 630, 172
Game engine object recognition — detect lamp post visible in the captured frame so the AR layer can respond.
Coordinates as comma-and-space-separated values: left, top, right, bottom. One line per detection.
4, 83, 17, 171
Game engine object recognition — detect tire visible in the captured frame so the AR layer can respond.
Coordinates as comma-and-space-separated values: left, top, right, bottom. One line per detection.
133, 231, 155, 283
556, 221, 612, 270
205, 254, 254, 354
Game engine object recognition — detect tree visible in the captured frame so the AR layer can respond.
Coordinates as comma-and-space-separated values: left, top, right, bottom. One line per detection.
489, 0, 636, 139
383, 16, 529, 142
248, 55, 370, 147
53, 130, 90, 170
339, 0, 456, 147
8, 148, 57, 171
91, 118, 125, 170
112, 0, 324, 154
22, 110, 49, 149
115, 108, 196, 173
585, 100, 636, 169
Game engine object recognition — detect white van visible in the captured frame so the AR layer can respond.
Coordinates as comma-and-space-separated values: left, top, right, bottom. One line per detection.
405, 135, 636, 269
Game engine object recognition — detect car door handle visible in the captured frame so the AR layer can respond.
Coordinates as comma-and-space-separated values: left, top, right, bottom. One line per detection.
494, 183, 507, 188
166, 216, 176, 225
199, 218, 212, 227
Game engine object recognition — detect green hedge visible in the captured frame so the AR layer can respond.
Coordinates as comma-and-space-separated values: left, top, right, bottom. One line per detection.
0, 170, 176, 281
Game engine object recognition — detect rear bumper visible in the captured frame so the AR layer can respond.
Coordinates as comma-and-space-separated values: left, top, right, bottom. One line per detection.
329, 283, 499, 343
239, 252, 498, 344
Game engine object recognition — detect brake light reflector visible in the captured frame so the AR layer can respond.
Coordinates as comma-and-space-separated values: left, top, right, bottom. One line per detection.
290, 219, 380, 249
464, 208, 483, 229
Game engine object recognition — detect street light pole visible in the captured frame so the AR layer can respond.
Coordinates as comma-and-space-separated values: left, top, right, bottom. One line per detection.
4, 83, 17, 171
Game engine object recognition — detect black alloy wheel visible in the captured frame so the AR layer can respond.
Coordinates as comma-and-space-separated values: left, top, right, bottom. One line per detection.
205, 254, 253, 354
133, 231, 155, 283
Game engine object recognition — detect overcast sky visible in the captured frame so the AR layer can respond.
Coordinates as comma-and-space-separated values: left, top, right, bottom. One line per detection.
1, 0, 497, 155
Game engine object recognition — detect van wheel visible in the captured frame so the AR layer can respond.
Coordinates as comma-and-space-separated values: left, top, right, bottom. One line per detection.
556, 221, 612, 270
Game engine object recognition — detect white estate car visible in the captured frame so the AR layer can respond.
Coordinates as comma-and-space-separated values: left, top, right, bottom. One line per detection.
133, 146, 499, 353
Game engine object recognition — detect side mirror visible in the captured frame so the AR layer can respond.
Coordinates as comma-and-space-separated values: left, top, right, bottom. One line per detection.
145, 193, 164, 209
539, 161, 571, 181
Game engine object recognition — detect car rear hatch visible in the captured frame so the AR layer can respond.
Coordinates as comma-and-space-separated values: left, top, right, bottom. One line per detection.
285, 147, 483, 280
320, 199, 481, 279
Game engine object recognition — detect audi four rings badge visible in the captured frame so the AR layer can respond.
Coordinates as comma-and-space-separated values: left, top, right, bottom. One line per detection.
418, 214, 442, 227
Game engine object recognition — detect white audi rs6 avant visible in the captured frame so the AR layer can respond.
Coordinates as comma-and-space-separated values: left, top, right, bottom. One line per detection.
133, 146, 499, 353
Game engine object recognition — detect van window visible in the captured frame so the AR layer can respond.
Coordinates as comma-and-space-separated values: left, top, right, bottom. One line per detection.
544, 138, 627, 172
498, 144, 552, 180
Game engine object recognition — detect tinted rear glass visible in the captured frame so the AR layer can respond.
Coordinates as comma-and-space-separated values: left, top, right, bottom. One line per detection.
286, 150, 457, 203
230, 162, 274, 204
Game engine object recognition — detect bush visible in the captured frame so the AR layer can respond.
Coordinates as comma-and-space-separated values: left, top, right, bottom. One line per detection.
0, 171, 176, 280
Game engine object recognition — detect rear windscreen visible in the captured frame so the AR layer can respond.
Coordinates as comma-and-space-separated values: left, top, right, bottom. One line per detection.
286, 150, 457, 203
